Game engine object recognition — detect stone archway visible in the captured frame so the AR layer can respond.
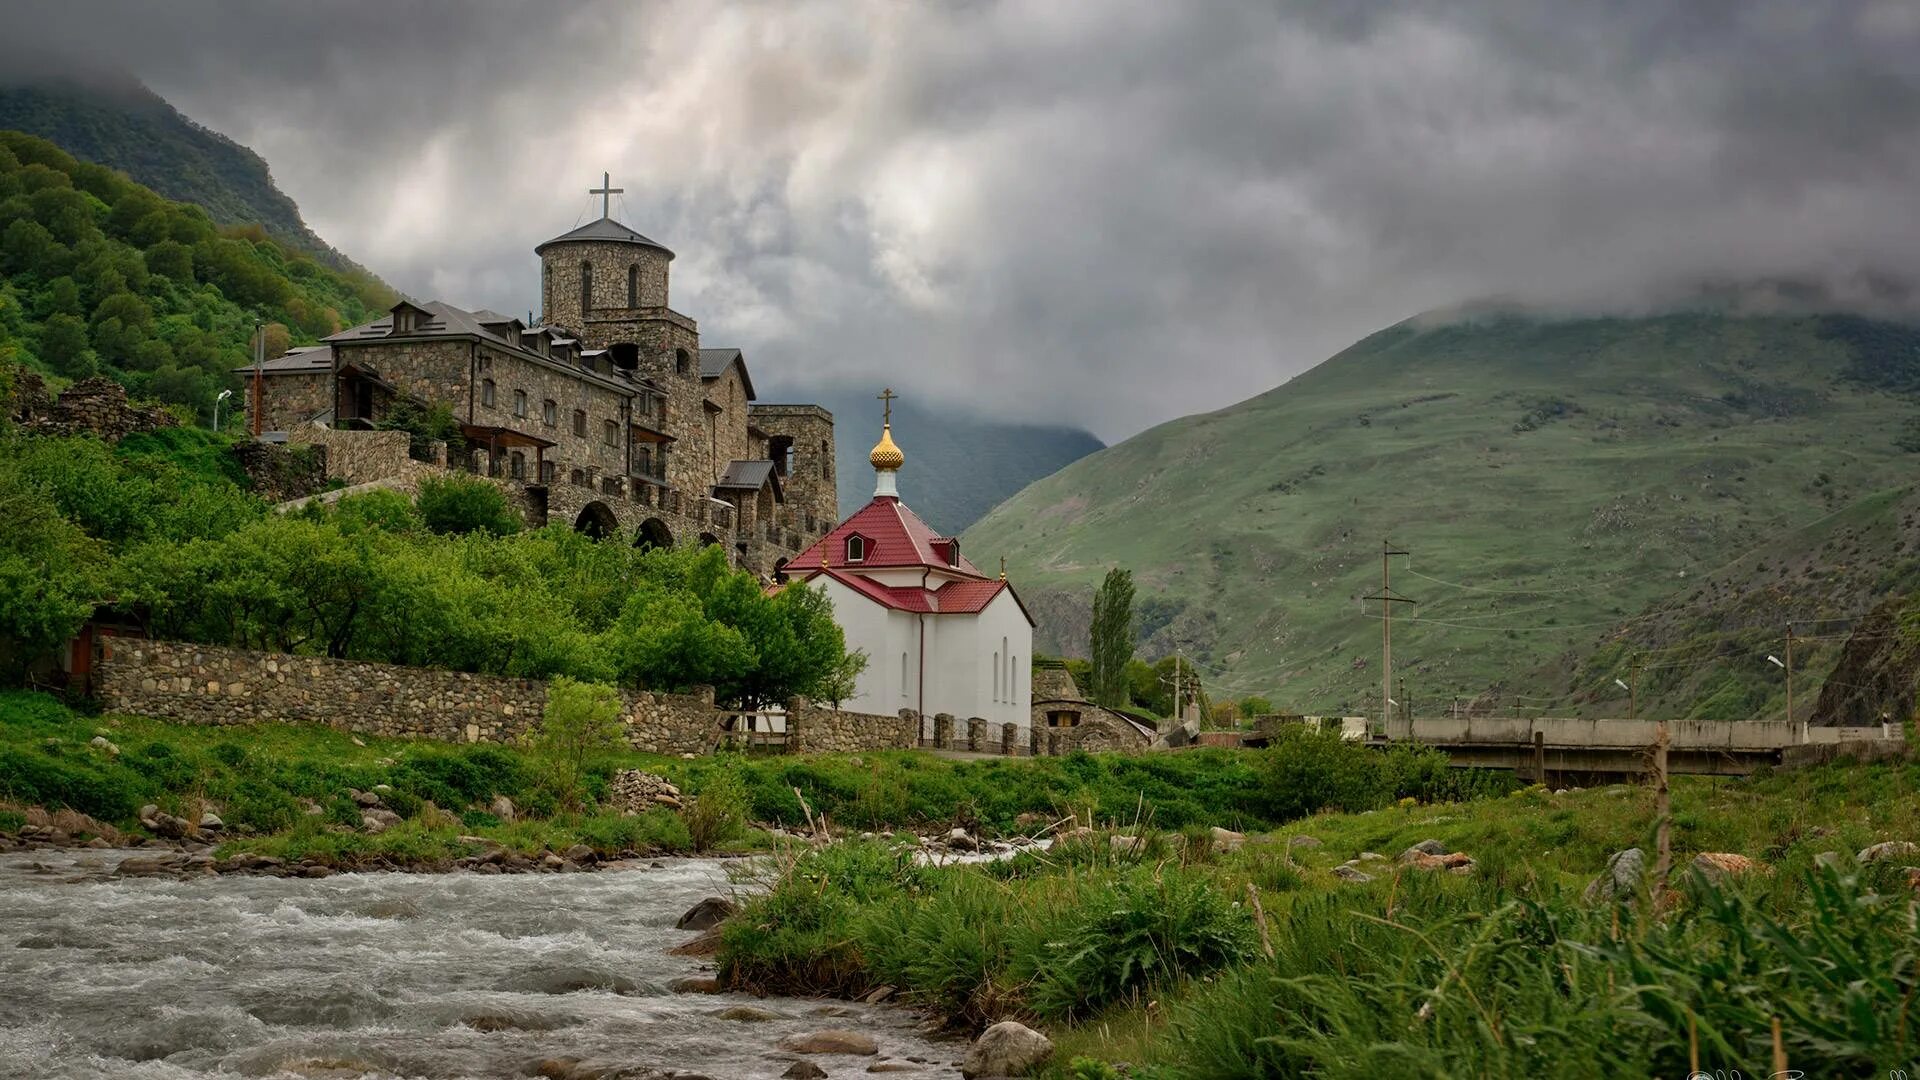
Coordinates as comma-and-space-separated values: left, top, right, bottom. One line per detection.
698, 532, 720, 547
772, 557, 790, 583
574, 501, 619, 540
635, 517, 673, 552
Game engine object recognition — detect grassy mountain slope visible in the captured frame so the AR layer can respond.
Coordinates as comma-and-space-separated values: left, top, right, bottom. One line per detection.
0, 130, 390, 420
965, 310, 1920, 716
786, 388, 1102, 535
0, 74, 367, 275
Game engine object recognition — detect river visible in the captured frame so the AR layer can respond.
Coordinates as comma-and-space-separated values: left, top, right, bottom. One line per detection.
0, 850, 958, 1079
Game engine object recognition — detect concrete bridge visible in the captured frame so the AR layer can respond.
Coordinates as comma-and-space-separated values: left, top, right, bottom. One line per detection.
1372, 716, 1906, 782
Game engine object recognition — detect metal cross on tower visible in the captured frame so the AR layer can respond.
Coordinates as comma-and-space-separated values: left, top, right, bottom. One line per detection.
590, 172, 623, 219
878, 387, 897, 425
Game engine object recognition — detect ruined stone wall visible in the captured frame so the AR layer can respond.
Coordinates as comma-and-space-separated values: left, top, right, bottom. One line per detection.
1030, 699, 1154, 755
232, 440, 329, 502
288, 427, 412, 486
9, 370, 179, 441
96, 640, 723, 755
785, 699, 921, 753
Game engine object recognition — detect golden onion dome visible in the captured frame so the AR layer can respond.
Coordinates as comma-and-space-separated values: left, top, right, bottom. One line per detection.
869, 422, 905, 471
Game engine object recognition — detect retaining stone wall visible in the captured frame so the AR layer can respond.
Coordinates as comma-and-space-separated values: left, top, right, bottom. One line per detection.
289, 428, 414, 486
97, 640, 918, 756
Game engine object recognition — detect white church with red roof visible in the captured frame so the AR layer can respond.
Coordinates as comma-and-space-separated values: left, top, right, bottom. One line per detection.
780, 394, 1035, 740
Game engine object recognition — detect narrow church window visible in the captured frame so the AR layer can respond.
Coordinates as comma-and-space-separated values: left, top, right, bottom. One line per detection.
513, 389, 527, 418
481, 379, 495, 407
573, 409, 587, 437
627, 264, 638, 307
604, 419, 619, 447
580, 262, 593, 316
846, 535, 865, 563
994, 651, 1001, 701
542, 399, 557, 426
902, 652, 910, 698
676, 349, 691, 375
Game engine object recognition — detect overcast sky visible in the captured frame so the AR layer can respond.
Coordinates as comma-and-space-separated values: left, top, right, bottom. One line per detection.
7, 0, 1919, 440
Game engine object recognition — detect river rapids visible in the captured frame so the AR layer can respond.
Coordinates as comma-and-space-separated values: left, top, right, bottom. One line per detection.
0, 850, 957, 1079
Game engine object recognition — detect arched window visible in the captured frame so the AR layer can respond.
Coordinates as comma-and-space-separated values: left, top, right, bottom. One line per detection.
845, 535, 865, 563
579, 261, 592, 316
993, 651, 1001, 702
627, 264, 638, 307
675, 348, 692, 375
901, 651, 910, 698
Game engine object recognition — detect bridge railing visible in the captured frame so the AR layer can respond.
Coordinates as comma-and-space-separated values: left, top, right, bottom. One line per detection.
1382, 716, 1902, 751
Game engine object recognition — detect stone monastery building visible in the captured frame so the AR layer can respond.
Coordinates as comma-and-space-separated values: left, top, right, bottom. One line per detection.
241, 178, 837, 577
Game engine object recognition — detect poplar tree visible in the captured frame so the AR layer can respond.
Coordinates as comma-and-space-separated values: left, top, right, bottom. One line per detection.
1089, 567, 1135, 708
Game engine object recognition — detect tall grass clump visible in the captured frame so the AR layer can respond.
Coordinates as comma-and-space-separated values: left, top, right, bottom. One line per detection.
1154, 867, 1920, 1079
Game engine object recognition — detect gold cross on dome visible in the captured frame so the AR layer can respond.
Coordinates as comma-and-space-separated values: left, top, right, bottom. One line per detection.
878, 387, 896, 425
590, 172, 623, 218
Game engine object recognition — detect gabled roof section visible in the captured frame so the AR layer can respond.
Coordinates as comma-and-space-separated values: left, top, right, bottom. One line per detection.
534, 216, 675, 259
232, 345, 330, 375
794, 568, 1035, 625
321, 301, 637, 396
715, 459, 782, 499
698, 347, 756, 400
785, 496, 986, 577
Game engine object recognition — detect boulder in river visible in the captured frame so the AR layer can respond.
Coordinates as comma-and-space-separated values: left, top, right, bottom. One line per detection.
782, 1030, 881, 1055
676, 896, 738, 931
714, 1005, 780, 1022
668, 975, 722, 994
782, 1063, 828, 1080
961, 1020, 1053, 1078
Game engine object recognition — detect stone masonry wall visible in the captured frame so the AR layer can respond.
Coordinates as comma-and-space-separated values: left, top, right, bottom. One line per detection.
98, 640, 919, 756
243, 371, 332, 432
98, 640, 722, 755
288, 427, 412, 485
786, 699, 921, 753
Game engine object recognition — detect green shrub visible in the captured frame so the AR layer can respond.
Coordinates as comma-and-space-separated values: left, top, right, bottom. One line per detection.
211, 741, 247, 767
685, 766, 750, 853
1022, 869, 1255, 1020
1257, 727, 1388, 821
415, 474, 520, 536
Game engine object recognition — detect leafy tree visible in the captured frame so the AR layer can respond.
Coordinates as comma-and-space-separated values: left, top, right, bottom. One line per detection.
1239, 695, 1274, 718
1089, 567, 1135, 707
529, 675, 625, 812
35, 312, 93, 377
0, 464, 108, 677
416, 474, 521, 537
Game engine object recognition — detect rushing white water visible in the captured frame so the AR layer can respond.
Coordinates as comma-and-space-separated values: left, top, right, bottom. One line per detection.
0, 851, 958, 1079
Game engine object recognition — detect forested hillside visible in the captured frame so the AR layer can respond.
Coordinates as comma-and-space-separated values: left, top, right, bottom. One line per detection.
0, 75, 363, 272
0, 131, 389, 421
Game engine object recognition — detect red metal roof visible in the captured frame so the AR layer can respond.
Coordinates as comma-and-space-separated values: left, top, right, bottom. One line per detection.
785, 496, 986, 576
798, 567, 1030, 621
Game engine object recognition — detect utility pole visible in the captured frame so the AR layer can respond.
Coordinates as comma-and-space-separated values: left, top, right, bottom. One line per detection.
250, 319, 264, 437
1363, 541, 1416, 735
1785, 623, 1794, 724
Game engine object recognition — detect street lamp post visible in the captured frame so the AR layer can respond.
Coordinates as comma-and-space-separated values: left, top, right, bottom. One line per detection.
213, 388, 233, 432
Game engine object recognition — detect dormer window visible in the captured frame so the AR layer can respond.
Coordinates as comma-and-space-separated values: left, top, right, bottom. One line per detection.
845, 535, 866, 563
945, 538, 960, 568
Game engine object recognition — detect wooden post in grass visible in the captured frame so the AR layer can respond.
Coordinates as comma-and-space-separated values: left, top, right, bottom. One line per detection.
1246, 883, 1275, 959
1771, 1016, 1787, 1076
1653, 717, 1672, 890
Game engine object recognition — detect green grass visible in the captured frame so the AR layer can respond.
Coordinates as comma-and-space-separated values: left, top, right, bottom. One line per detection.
967, 311, 1920, 719
718, 758, 1920, 1078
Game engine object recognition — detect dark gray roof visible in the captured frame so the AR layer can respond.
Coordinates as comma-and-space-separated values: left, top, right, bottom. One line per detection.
324, 301, 634, 395
231, 345, 330, 375
698, 347, 756, 400
714, 459, 779, 492
534, 216, 675, 259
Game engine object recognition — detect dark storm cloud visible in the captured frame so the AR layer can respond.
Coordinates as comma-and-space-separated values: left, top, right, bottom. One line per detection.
4, 0, 1917, 439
